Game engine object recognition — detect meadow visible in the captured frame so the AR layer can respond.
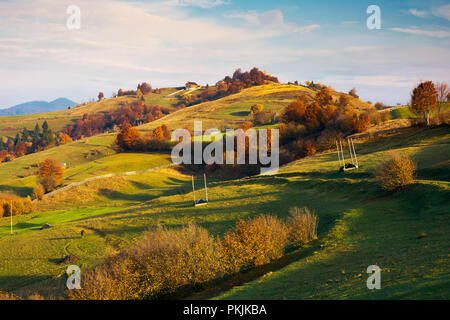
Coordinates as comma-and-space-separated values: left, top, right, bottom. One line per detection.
0, 126, 447, 299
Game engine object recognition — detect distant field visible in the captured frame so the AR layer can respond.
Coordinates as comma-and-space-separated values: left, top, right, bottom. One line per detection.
0, 127, 447, 299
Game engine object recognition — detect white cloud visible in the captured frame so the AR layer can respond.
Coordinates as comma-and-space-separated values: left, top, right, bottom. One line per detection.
403, 8, 428, 18
392, 27, 450, 38
431, 4, 450, 21
226, 10, 320, 34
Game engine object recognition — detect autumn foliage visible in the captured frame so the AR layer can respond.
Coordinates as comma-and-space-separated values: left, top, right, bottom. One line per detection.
376, 152, 416, 191
410, 81, 438, 126
37, 158, 64, 193
115, 124, 141, 151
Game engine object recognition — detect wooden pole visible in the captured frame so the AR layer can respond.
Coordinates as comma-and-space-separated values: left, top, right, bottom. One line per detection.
351, 138, 359, 168
339, 140, 346, 166
348, 139, 354, 166
204, 174, 208, 202
192, 176, 196, 204
336, 141, 341, 167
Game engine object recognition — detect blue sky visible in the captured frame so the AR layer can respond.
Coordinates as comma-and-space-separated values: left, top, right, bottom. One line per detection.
0, 0, 449, 108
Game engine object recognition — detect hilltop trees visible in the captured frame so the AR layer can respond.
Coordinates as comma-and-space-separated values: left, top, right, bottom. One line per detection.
410, 81, 438, 126
37, 158, 64, 192
98, 92, 104, 101
138, 82, 152, 95
348, 88, 359, 98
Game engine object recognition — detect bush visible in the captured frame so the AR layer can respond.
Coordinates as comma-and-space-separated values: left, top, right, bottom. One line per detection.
32, 184, 45, 200
70, 224, 225, 300
0, 193, 34, 216
0, 291, 21, 300
287, 207, 318, 247
222, 215, 288, 273
376, 152, 416, 191
250, 104, 264, 114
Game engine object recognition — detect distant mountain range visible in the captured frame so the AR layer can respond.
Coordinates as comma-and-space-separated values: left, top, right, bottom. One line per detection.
0, 98, 78, 116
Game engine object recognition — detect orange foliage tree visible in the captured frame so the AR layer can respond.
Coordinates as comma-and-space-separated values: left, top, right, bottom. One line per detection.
410, 81, 438, 126
116, 124, 141, 151
315, 88, 333, 107
37, 158, 64, 192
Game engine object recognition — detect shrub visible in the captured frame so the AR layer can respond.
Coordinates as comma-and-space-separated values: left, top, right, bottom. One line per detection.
70, 224, 225, 300
253, 111, 270, 126
303, 140, 317, 156
250, 104, 264, 114
376, 152, 416, 191
0, 291, 21, 300
0, 193, 34, 216
222, 215, 288, 273
287, 207, 318, 247
32, 184, 45, 200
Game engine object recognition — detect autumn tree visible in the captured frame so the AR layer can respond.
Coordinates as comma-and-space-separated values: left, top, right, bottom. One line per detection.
15, 141, 27, 157
116, 124, 141, 151
57, 133, 72, 145
410, 81, 438, 126
435, 82, 449, 113
282, 96, 306, 123
348, 88, 359, 99
315, 88, 333, 107
250, 104, 264, 114
0, 150, 8, 162
37, 158, 64, 193
138, 82, 152, 95
338, 94, 350, 107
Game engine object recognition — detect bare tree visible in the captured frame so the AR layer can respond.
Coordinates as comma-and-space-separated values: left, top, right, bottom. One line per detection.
435, 82, 449, 113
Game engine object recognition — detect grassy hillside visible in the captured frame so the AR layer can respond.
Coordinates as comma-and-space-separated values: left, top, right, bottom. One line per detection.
138, 83, 373, 132
0, 134, 171, 197
0, 126, 447, 299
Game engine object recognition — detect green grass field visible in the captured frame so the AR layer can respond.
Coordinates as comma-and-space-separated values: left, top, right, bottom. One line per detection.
0, 125, 448, 299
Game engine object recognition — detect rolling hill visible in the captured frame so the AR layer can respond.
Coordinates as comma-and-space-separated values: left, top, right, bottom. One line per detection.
0, 126, 447, 299
0, 81, 447, 300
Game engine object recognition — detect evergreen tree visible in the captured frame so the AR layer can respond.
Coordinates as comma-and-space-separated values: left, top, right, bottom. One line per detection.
33, 123, 41, 138
14, 133, 21, 145
21, 128, 29, 141
42, 121, 49, 135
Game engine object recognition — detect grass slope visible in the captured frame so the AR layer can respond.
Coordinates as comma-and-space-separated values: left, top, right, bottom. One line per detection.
0, 126, 447, 300
138, 83, 372, 132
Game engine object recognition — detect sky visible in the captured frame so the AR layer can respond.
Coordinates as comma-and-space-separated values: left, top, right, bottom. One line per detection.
0, 0, 449, 108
